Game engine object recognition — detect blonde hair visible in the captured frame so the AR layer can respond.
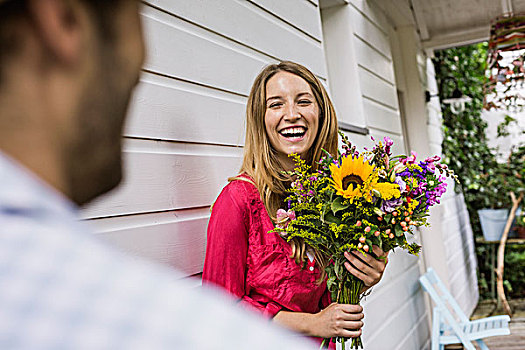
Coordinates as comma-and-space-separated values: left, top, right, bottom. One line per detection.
230, 61, 339, 276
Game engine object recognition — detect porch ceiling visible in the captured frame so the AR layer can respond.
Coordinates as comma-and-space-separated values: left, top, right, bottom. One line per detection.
374, 0, 525, 51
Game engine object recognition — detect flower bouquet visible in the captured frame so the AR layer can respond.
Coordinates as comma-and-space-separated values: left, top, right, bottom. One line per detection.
272, 133, 457, 349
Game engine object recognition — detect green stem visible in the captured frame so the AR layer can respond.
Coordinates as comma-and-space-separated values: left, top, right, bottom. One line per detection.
335, 276, 365, 349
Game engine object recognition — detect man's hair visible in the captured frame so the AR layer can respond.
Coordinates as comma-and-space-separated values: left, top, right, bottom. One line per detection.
0, 0, 123, 84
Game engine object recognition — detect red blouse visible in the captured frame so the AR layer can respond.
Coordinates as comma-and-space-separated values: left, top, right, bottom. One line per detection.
202, 177, 331, 321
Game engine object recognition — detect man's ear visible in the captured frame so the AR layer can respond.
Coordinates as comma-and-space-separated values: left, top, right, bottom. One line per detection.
27, 0, 84, 65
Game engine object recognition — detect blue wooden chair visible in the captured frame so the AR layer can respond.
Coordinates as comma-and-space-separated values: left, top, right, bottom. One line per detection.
419, 268, 510, 350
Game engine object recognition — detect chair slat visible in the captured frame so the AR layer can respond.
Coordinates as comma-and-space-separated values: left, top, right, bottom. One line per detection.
420, 268, 511, 350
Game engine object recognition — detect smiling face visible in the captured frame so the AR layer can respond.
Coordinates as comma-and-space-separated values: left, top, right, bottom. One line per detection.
264, 71, 320, 171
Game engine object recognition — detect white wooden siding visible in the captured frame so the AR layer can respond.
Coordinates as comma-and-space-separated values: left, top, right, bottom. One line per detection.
82, 140, 243, 218
82, 1, 326, 277
251, 0, 323, 41
88, 208, 210, 276
146, 0, 327, 79
125, 72, 247, 147
348, 1, 404, 145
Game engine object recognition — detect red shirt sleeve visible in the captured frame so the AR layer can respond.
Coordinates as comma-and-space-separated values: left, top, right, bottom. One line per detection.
202, 184, 248, 298
202, 182, 283, 318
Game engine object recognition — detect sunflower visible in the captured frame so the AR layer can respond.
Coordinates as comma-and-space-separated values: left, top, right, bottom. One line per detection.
329, 155, 401, 202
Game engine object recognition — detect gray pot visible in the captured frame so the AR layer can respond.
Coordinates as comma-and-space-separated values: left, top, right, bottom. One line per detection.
478, 208, 509, 242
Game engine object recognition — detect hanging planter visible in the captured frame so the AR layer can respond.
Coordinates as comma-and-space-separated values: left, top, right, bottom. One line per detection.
484, 14, 525, 111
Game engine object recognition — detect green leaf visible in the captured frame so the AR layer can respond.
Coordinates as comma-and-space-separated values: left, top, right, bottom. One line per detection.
334, 259, 342, 280
324, 212, 342, 225
331, 196, 349, 215
327, 276, 336, 292
321, 203, 331, 222
395, 225, 404, 237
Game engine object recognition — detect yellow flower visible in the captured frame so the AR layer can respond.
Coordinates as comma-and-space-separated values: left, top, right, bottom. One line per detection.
329, 155, 400, 202
373, 182, 402, 200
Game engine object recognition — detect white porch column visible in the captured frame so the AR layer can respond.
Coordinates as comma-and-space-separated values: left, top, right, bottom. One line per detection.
391, 25, 452, 287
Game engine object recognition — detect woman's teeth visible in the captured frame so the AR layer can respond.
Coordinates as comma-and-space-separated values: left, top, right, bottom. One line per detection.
280, 127, 306, 138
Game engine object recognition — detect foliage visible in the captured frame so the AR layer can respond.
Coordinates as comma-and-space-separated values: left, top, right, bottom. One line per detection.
433, 43, 508, 212
497, 115, 518, 137
477, 244, 525, 299
516, 211, 525, 229
433, 43, 525, 301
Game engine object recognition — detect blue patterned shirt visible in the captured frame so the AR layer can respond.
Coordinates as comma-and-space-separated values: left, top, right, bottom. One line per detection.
0, 152, 315, 349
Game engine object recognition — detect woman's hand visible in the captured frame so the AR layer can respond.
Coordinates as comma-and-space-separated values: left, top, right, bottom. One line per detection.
343, 245, 388, 293
273, 303, 363, 338
313, 303, 364, 339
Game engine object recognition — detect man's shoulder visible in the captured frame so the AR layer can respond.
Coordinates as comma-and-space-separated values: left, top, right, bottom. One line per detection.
0, 215, 315, 350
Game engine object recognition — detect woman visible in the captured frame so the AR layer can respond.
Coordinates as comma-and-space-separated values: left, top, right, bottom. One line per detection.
202, 62, 388, 344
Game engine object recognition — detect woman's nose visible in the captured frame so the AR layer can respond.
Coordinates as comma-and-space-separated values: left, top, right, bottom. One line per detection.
283, 104, 300, 121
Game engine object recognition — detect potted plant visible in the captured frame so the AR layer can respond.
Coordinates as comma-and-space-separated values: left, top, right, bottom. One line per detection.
477, 144, 524, 241
477, 165, 511, 241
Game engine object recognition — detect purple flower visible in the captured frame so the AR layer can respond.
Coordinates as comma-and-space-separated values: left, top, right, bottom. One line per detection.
425, 155, 441, 163
401, 151, 418, 165
395, 176, 407, 193
381, 197, 403, 213
384, 137, 393, 156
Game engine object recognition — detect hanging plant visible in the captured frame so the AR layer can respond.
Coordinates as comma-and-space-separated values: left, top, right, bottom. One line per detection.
484, 14, 525, 111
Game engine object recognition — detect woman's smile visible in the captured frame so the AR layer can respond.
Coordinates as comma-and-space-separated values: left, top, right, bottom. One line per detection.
278, 125, 308, 141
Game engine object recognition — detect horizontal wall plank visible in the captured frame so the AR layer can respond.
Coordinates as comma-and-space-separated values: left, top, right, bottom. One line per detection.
142, 6, 271, 96
359, 68, 398, 110
145, 0, 326, 78
90, 209, 210, 276
341, 129, 405, 156
368, 129, 406, 155
362, 263, 428, 349
252, 0, 323, 41
349, 0, 390, 35
81, 139, 243, 219
371, 249, 419, 294
350, 7, 391, 59
363, 98, 402, 134
393, 311, 430, 350
126, 72, 246, 146
354, 36, 395, 84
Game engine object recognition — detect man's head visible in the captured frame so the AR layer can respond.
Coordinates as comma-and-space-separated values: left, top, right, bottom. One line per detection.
0, 0, 145, 205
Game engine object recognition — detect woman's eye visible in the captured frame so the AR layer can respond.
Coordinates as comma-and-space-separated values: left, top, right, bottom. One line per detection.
298, 100, 312, 105
269, 102, 283, 108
